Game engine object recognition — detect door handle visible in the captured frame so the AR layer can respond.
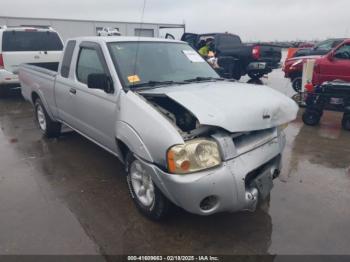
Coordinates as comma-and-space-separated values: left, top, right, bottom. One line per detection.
69, 88, 77, 95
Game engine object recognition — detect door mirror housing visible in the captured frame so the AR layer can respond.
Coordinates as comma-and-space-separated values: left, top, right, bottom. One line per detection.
87, 73, 113, 93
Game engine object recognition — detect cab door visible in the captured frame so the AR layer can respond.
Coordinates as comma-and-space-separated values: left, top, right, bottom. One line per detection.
319, 43, 350, 83
73, 42, 118, 152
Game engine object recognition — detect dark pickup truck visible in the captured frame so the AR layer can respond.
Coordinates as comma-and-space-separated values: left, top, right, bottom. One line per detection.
181, 32, 282, 80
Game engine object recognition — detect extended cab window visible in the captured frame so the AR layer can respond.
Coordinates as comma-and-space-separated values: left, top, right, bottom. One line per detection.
76, 48, 105, 84
2, 31, 63, 51
60, 40, 76, 78
334, 44, 350, 60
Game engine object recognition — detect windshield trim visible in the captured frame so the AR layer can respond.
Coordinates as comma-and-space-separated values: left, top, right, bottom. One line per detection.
106, 41, 218, 92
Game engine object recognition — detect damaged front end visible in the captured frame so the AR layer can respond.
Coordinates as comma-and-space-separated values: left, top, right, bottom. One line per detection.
142, 94, 216, 140
133, 82, 296, 215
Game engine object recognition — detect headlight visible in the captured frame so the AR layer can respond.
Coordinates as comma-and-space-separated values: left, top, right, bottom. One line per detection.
167, 139, 222, 174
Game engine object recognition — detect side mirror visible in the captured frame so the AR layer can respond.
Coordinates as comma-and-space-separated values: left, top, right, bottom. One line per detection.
87, 73, 113, 93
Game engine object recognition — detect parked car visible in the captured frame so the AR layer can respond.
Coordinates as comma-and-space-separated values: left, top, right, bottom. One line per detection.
181, 32, 282, 80
284, 39, 350, 92
97, 27, 121, 36
0, 25, 63, 97
283, 55, 322, 92
293, 38, 345, 58
19, 36, 298, 220
312, 40, 350, 86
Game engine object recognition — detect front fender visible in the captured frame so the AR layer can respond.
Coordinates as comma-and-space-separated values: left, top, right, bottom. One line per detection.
117, 91, 185, 167
116, 121, 153, 163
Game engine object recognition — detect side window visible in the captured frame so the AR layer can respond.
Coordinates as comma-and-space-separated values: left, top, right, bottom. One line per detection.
60, 40, 76, 78
76, 48, 105, 84
316, 40, 333, 50
334, 44, 350, 60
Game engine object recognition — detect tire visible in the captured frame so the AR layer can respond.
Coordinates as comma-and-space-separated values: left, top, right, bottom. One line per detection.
125, 152, 171, 220
342, 114, 350, 131
248, 72, 264, 80
34, 98, 61, 138
233, 74, 241, 81
302, 110, 321, 126
291, 77, 302, 93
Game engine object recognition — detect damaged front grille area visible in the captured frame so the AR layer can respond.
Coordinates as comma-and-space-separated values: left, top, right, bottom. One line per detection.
244, 154, 281, 187
231, 128, 278, 157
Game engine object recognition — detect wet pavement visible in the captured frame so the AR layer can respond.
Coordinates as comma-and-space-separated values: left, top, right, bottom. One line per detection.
0, 66, 350, 255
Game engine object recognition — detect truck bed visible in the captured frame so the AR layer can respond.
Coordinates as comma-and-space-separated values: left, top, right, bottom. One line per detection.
19, 63, 58, 116
27, 62, 59, 74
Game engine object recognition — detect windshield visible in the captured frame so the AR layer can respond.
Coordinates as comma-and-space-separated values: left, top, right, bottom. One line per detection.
108, 42, 219, 88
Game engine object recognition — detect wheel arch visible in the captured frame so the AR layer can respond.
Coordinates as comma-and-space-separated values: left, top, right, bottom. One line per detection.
115, 121, 154, 164
31, 91, 55, 120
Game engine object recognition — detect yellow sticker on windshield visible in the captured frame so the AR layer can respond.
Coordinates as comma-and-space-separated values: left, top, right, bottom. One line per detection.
128, 75, 141, 83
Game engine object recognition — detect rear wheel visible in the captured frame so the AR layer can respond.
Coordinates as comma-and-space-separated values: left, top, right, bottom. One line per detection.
342, 114, 350, 131
34, 98, 61, 138
248, 72, 264, 80
125, 152, 171, 220
302, 110, 321, 126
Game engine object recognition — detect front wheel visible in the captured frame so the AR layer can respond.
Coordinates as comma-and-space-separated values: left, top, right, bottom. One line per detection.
34, 98, 61, 138
248, 72, 264, 80
126, 153, 171, 220
291, 77, 302, 93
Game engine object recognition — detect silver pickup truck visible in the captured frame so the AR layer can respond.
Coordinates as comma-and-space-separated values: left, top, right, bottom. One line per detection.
19, 36, 298, 220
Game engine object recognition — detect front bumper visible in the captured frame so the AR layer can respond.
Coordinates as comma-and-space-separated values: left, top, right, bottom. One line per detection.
138, 134, 285, 216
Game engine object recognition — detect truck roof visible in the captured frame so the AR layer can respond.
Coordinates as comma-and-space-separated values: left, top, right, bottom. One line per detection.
67, 36, 185, 44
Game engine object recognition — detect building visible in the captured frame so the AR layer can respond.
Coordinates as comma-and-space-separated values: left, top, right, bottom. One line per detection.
0, 16, 185, 41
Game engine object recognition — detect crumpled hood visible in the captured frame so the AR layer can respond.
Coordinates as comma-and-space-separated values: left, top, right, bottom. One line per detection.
140, 81, 299, 133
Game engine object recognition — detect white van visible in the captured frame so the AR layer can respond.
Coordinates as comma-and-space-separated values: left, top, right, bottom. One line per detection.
0, 26, 63, 97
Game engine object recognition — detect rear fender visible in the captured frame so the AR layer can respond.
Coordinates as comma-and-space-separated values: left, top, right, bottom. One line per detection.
32, 89, 56, 121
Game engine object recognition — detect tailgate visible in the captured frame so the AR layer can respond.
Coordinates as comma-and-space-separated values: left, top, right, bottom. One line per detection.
2, 51, 62, 74
258, 45, 282, 66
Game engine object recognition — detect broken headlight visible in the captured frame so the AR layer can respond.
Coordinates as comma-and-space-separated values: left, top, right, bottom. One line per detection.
167, 139, 222, 174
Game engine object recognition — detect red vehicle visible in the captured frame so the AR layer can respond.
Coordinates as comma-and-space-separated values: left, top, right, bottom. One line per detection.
283, 55, 321, 92
313, 40, 350, 86
283, 39, 350, 92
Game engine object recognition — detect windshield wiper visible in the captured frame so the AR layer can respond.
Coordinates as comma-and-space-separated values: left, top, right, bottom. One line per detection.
183, 77, 225, 83
131, 80, 178, 89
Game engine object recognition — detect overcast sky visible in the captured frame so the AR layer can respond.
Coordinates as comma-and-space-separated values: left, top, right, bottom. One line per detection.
0, 0, 349, 41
